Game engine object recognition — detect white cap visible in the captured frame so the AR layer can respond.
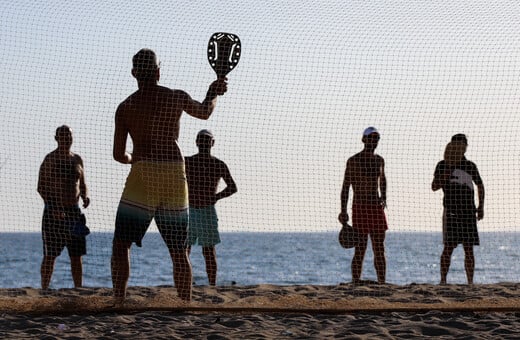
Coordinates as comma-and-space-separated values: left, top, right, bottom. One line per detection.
363, 126, 379, 136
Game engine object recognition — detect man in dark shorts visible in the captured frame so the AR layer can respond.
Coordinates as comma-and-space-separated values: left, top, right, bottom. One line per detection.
37, 125, 90, 289
339, 127, 388, 284
432, 134, 485, 285
112, 49, 227, 302
185, 130, 237, 286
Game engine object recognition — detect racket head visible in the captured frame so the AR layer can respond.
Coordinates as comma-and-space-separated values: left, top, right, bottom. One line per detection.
338, 223, 360, 249
207, 32, 241, 78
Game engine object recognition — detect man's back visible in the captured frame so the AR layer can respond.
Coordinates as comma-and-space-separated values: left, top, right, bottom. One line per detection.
116, 85, 190, 162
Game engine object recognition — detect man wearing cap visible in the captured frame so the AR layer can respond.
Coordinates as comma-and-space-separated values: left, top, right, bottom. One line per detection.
432, 134, 485, 285
112, 49, 227, 302
339, 127, 388, 284
185, 130, 237, 286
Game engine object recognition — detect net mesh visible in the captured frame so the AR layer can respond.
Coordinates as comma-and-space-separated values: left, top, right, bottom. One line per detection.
0, 0, 519, 305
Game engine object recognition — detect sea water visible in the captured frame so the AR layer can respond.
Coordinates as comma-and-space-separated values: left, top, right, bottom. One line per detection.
0, 232, 518, 288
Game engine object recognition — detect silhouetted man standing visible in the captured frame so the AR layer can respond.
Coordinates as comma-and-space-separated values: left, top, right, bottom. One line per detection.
339, 127, 388, 284
432, 134, 484, 285
112, 49, 227, 302
38, 125, 90, 289
186, 130, 237, 286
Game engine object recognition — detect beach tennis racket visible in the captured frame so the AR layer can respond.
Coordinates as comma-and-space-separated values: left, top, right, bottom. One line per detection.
207, 32, 241, 78
338, 223, 359, 249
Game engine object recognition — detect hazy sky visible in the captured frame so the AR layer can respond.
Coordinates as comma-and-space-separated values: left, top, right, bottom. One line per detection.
1, 0, 520, 232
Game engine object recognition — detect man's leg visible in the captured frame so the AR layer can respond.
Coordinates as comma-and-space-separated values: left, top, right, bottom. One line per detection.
158, 205, 192, 301
41, 255, 56, 290
440, 245, 455, 284
70, 256, 83, 288
463, 244, 475, 285
111, 239, 131, 300
67, 234, 87, 288
170, 249, 192, 301
202, 246, 217, 286
351, 234, 368, 284
370, 231, 386, 284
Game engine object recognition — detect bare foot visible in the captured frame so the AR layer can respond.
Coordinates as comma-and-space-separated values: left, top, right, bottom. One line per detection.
111, 295, 126, 307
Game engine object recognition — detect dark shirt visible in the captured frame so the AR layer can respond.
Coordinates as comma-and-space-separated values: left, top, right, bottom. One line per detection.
434, 158, 482, 213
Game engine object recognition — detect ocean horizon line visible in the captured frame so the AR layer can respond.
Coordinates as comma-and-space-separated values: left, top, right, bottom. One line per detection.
1, 230, 518, 234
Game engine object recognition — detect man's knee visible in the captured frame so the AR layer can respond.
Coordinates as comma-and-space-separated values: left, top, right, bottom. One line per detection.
42, 255, 56, 264
442, 245, 455, 256
171, 249, 189, 261
202, 246, 216, 256
370, 230, 386, 242
353, 244, 368, 259
463, 244, 474, 255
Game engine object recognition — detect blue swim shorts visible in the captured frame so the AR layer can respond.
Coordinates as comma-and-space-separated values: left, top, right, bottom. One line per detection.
187, 205, 221, 247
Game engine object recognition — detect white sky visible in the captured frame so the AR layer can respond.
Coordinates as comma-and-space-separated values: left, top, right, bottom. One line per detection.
1, 0, 520, 232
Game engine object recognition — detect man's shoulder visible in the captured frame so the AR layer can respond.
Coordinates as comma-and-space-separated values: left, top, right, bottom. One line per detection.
43, 150, 58, 161
186, 155, 227, 170
349, 151, 383, 161
189, 155, 224, 164
185, 154, 206, 166
214, 157, 230, 170
119, 90, 139, 106
211, 155, 225, 163
71, 152, 84, 163
460, 158, 480, 172
157, 86, 188, 98
348, 152, 362, 161
461, 158, 477, 166
119, 87, 185, 103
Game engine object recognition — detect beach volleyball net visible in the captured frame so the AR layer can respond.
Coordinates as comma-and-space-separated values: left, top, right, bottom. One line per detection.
0, 1, 519, 302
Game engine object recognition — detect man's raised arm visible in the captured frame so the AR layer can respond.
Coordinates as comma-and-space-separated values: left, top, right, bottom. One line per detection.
183, 79, 228, 120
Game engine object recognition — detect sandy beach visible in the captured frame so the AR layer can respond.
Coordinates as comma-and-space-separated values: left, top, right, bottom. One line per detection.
1, 283, 519, 339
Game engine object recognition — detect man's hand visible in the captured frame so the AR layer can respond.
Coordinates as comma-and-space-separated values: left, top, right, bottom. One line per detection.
208, 78, 228, 96
83, 197, 90, 209
477, 206, 484, 220
338, 212, 349, 225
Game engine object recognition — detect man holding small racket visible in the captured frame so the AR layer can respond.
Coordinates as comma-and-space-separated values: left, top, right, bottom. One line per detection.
339, 127, 388, 285
112, 49, 227, 302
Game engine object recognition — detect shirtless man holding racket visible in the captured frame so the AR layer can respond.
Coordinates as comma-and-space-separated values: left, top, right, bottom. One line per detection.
339, 127, 388, 284
112, 48, 227, 302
